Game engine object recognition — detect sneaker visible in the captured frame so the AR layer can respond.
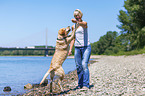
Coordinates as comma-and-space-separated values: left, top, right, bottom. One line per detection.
80, 86, 89, 91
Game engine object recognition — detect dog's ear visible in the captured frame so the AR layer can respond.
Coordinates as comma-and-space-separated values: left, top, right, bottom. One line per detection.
58, 28, 66, 36
65, 26, 71, 34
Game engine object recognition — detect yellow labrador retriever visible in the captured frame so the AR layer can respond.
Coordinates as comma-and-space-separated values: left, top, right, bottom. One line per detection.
40, 25, 78, 92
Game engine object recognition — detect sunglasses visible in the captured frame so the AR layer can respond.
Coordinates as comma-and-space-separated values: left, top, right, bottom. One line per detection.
74, 15, 81, 18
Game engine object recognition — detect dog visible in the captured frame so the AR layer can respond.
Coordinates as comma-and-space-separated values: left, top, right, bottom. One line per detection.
40, 25, 78, 92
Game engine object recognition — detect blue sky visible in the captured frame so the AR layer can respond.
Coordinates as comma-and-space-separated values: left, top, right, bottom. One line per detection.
0, 0, 125, 48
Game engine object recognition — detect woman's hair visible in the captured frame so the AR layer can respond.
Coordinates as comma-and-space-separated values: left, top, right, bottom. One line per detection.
74, 9, 83, 18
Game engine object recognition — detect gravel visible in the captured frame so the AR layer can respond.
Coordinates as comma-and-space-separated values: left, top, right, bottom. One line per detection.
23, 54, 145, 95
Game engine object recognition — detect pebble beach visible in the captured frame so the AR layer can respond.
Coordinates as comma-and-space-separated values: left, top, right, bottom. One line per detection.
23, 54, 145, 95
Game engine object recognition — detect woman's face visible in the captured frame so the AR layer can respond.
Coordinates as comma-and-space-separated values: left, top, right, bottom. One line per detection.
74, 14, 82, 21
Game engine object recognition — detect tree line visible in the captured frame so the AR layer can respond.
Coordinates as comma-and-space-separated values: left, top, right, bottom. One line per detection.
91, 0, 145, 55
0, 46, 55, 56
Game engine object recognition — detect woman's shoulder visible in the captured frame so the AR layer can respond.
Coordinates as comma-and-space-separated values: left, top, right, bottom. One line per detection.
81, 21, 87, 28
82, 21, 87, 25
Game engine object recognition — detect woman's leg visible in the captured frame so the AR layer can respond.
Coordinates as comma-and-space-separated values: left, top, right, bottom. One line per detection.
75, 47, 83, 88
82, 45, 91, 88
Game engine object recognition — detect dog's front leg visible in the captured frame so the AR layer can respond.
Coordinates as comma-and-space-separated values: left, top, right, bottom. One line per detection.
67, 23, 79, 43
50, 71, 55, 93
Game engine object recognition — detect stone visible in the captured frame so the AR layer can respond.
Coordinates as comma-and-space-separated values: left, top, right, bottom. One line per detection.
24, 83, 33, 89
3, 86, 11, 92
41, 79, 48, 86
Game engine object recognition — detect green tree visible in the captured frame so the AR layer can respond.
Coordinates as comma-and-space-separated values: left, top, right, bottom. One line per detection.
117, 0, 145, 49
91, 41, 99, 55
91, 31, 118, 55
97, 31, 118, 54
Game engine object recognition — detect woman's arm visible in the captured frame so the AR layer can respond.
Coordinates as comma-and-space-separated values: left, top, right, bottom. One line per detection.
68, 25, 75, 56
71, 19, 87, 28
68, 38, 75, 56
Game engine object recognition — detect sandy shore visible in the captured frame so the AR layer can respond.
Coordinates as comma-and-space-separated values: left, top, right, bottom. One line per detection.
23, 54, 145, 95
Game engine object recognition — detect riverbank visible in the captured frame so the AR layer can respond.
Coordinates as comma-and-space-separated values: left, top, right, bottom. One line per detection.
23, 54, 145, 95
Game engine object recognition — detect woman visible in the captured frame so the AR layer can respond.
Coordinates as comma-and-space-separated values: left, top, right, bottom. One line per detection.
68, 9, 91, 89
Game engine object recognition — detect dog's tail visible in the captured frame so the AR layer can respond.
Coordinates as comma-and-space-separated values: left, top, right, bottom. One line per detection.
40, 68, 52, 85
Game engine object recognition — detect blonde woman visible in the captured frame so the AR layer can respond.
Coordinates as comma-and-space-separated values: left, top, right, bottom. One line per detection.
68, 9, 91, 89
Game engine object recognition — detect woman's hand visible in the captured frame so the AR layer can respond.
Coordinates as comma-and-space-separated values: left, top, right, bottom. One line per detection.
68, 50, 72, 56
71, 18, 77, 23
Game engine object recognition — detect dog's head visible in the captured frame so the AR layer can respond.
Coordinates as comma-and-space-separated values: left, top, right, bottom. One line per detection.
58, 26, 71, 37
65, 26, 71, 35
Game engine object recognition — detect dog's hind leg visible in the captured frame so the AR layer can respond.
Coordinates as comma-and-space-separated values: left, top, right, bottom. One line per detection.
58, 77, 64, 92
40, 68, 53, 85
56, 67, 65, 92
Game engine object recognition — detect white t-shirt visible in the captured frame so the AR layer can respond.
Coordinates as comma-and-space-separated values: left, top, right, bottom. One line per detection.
74, 25, 90, 47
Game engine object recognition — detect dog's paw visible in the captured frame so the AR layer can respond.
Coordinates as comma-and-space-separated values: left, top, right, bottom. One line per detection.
66, 26, 71, 32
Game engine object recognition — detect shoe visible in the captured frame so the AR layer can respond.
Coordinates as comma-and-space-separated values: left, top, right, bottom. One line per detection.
80, 86, 89, 91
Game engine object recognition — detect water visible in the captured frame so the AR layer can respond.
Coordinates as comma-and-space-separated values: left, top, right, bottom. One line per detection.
0, 56, 76, 95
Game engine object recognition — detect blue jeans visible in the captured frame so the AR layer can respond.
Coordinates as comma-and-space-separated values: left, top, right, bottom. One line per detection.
75, 45, 91, 88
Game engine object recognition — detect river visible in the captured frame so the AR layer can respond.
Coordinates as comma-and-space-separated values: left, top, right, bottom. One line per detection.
0, 56, 76, 95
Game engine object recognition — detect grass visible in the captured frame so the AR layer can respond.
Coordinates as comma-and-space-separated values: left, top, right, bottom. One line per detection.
114, 47, 145, 56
